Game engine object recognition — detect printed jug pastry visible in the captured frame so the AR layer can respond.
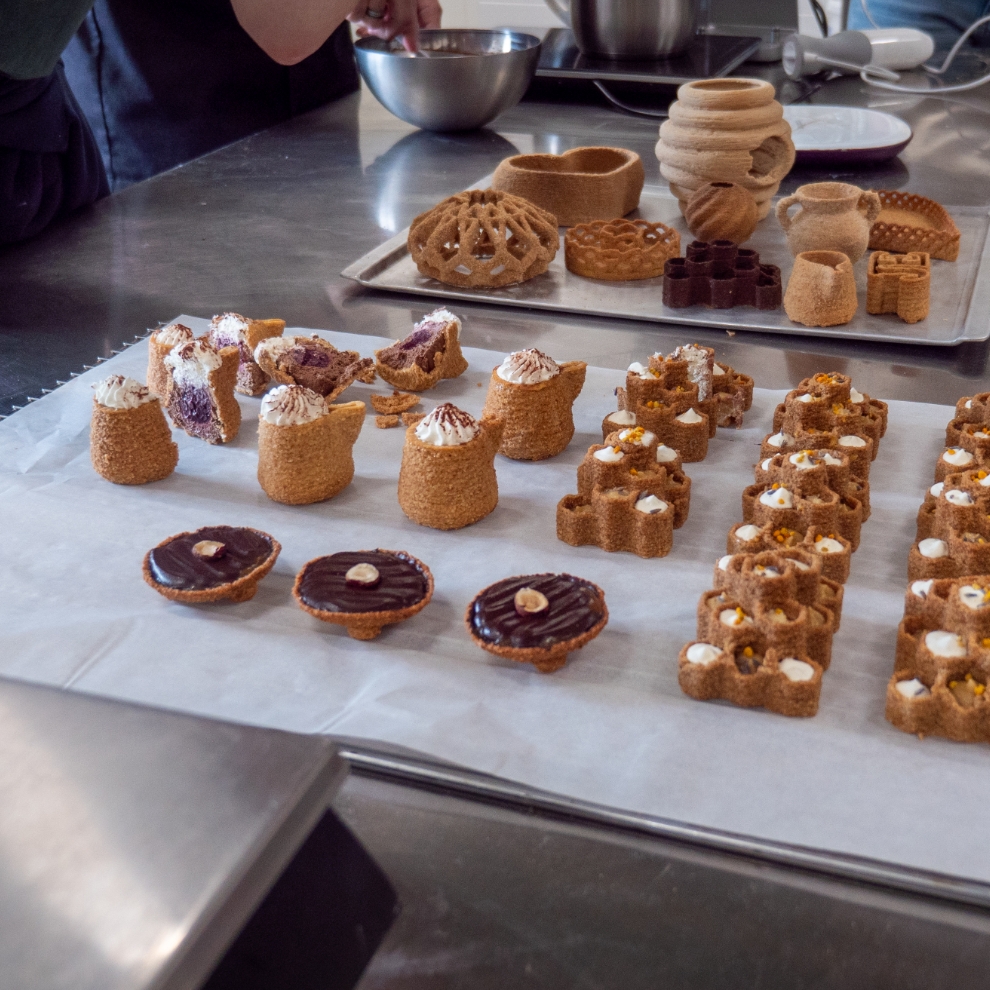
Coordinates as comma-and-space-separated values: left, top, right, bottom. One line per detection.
776, 182, 881, 262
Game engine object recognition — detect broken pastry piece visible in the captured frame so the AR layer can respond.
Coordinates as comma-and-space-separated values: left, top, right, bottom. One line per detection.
90, 375, 178, 485
293, 549, 434, 640
164, 338, 241, 444
370, 391, 420, 415
206, 312, 285, 396
397, 402, 503, 530
143, 525, 280, 603
147, 322, 193, 399
254, 335, 374, 401
376, 415, 400, 429
374, 308, 468, 392
466, 572, 608, 673
257, 385, 364, 504
482, 349, 587, 461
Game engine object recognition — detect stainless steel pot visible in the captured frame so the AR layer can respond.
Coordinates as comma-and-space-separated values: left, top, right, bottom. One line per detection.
543, 0, 698, 59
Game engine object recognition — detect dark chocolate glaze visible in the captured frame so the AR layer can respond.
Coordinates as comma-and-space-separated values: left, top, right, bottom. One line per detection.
470, 573, 605, 650
297, 551, 428, 613
148, 526, 274, 590
377, 325, 445, 372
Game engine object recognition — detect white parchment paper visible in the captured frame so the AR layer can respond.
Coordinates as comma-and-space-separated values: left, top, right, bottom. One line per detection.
2, 317, 987, 883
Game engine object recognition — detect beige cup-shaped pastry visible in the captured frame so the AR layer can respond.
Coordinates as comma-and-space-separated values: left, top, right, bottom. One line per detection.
398, 403, 504, 530
784, 251, 858, 328
257, 385, 365, 504
147, 322, 194, 399
90, 375, 178, 484
482, 350, 587, 461
776, 182, 882, 263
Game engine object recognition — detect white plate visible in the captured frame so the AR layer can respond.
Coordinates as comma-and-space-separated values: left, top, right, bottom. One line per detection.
783, 104, 913, 163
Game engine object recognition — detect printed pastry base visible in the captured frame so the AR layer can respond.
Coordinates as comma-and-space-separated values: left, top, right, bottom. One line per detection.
342, 183, 990, 346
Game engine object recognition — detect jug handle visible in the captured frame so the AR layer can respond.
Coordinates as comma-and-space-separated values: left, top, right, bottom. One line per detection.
776, 194, 801, 232
859, 190, 882, 225
542, 0, 570, 26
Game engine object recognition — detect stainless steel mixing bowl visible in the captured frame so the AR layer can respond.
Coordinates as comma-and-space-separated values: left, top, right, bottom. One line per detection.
355, 30, 542, 132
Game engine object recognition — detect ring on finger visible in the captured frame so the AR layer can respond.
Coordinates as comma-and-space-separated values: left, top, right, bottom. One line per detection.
365, 6, 386, 17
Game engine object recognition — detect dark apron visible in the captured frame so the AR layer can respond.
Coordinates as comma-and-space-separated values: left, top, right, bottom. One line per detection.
0, 63, 109, 245
62, 0, 359, 190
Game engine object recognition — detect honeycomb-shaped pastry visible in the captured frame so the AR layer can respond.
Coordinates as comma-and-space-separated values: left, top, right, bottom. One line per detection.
662, 241, 782, 310
564, 219, 680, 281
726, 518, 853, 585
679, 549, 836, 717
557, 428, 691, 557
407, 189, 559, 288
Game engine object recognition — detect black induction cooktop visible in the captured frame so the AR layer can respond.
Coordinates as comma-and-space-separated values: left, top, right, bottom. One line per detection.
536, 29, 762, 85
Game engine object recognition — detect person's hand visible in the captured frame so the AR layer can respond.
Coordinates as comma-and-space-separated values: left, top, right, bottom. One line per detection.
417, 0, 442, 29
349, 0, 434, 50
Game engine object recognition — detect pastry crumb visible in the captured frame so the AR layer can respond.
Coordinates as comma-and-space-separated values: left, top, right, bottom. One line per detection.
375, 414, 400, 429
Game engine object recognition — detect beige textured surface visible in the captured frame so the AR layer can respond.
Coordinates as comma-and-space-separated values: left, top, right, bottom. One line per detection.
777, 182, 881, 263
784, 251, 858, 328
90, 397, 178, 485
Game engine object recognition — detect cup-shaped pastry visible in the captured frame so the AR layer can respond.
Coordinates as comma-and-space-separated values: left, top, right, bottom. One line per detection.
397, 402, 504, 530
784, 251, 858, 328
257, 385, 365, 504
164, 338, 241, 443
482, 349, 587, 461
90, 375, 178, 484
207, 311, 285, 396
147, 322, 193, 399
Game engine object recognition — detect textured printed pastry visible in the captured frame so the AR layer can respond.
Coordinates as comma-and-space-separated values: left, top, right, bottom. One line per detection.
564, 219, 680, 281
397, 403, 504, 530
254, 335, 374, 400
868, 190, 960, 262
408, 189, 559, 288
679, 549, 834, 717
294, 549, 433, 640
784, 251, 858, 328
370, 391, 420, 415
866, 252, 930, 324
908, 471, 990, 581
143, 525, 280, 603
662, 241, 781, 311
206, 312, 285, 395
374, 309, 468, 392
557, 427, 691, 557
90, 375, 178, 485
147, 322, 193, 399
256, 385, 364, 504
481, 349, 586, 461
683, 182, 759, 244
164, 338, 241, 444
466, 572, 608, 673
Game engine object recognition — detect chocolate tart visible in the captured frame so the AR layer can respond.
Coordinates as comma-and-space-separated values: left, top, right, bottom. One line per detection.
293, 549, 434, 640
143, 525, 280, 604
466, 572, 608, 673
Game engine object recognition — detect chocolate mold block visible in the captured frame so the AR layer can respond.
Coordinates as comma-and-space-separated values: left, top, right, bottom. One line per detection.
557, 427, 691, 557
866, 251, 930, 324
662, 240, 782, 310
887, 577, 990, 742
602, 344, 754, 462
679, 549, 835, 717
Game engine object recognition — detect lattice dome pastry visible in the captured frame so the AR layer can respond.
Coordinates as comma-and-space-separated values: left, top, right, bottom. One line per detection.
556, 427, 691, 558
602, 344, 753, 463
679, 548, 840, 718
407, 188, 559, 288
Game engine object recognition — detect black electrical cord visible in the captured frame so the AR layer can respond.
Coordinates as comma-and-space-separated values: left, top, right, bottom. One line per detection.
809, 0, 829, 37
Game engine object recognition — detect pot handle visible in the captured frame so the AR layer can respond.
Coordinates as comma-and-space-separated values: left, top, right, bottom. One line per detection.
776, 194, 801, 232
542, 0, 570, 26
859, 190, 882, 225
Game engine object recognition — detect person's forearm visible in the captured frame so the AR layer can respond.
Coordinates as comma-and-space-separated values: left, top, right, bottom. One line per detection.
230, 0, 356, 64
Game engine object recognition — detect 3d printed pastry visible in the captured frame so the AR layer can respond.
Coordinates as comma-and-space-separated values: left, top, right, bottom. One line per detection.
683, 181, 759, 244
655, 77, 795, 221
679, 549, 835, 717
776, 182, 881, 263
491, 147, 644, 227
90, 375, 178, 485
556, 427, 691, 557
887, 577, 990, 742
408, 188, 559, 288
294, 549, 434, 640
376, 415, 400, 429
147, 322, 193, 399
206, 312, 285, 396
466, 572, 608, 673
254, 335, 374, 400
564, 219, 680, 281
163, 339, 241, 444
257, 386, 365, 504
370, 390, 420, 415
866, 251, 931, 324
481, 349, 587, 460
143, 525, 280, 604
661, 241, 781, 310
868, 190, 960, 262
397, 403, 504, 530
374, 308, 468, 392
783, 251, 858, 328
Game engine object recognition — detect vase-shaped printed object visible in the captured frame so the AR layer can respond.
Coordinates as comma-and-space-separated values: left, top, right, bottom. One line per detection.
783, 251, 858, 328
683, 181, 759, 243
655, 78, 795, 221
776, 182, 881, 262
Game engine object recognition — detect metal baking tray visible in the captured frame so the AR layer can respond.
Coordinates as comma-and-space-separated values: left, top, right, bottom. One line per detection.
341, 184, 990, 347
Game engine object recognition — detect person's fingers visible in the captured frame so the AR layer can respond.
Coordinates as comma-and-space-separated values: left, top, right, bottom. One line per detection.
382, 0, 419, 51
418, 0, 442, 29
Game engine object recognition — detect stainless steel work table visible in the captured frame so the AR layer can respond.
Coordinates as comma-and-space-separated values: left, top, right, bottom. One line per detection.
3, 64, 990, 986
